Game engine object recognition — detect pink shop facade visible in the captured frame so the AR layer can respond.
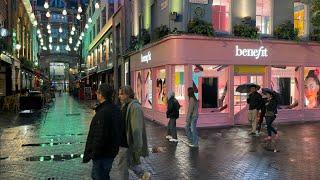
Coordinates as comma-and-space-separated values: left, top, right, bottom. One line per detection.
129, 35, 320, 128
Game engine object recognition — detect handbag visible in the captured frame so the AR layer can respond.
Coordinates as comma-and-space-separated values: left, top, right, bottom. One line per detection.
265, 111, 275, 117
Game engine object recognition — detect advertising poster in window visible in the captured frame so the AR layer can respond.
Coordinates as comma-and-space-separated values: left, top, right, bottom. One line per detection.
156, 69, 167, 106
304, 68, 320, 109
136, 71, 142, 103
144, 69, 152, 108
174, 65, 185, 113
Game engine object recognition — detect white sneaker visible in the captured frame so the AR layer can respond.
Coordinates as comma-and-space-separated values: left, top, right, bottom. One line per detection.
165, 135, 172, 140
141, 171, 151, 180
188, 144, 199, 148
169, 138, 178, 142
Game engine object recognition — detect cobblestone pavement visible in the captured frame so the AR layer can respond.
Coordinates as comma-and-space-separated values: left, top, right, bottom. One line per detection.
1, 94, 320, 180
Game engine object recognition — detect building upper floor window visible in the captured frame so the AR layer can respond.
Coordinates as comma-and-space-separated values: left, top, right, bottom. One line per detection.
294, 2, 308, 37
212, 0, 231, 33
256, 0, 272, 35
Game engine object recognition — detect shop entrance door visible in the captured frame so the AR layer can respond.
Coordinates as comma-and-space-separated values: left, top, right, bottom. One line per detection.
234, 75, 264, 125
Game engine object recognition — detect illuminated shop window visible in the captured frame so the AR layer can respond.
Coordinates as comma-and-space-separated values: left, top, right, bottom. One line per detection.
271, 66, 299, 109
256, 0, 272, 34
143, 69, 152, 109
135, 71, 142, 103
304, 67, 320, 109
192, 65, 229, 113
155, 68, 166, 112
294, 2, 308, 37
212, 0, 231, 33
173, 65, 186, 114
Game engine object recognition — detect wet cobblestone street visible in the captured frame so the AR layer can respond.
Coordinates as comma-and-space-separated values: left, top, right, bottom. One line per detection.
0, 94, 320, 180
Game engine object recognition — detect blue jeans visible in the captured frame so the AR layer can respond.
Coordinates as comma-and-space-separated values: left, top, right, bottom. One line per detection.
91, 157, 114, 180
266, 116, 277, 137
185, 116, 199, 146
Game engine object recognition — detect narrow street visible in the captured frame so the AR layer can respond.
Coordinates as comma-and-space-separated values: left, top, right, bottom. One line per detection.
0, 94, 320, 179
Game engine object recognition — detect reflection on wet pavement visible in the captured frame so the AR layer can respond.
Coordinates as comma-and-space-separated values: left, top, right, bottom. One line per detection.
25, 154, 83, 162
22, 141, 85, 147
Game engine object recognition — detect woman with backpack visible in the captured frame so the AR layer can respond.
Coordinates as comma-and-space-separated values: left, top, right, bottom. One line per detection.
166, 91, 180, 142
263, 89, 279, 141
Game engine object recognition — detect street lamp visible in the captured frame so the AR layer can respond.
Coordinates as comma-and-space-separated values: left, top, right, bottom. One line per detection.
15, 43, 21, 50
62, 9, 67, 16
44, 1, 49, 9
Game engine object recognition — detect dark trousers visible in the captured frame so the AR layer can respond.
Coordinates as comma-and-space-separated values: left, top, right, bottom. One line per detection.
266, 116, 277, 136
91, 157, 114, 180
167, 118, 177, 139
257, 111, 265, 132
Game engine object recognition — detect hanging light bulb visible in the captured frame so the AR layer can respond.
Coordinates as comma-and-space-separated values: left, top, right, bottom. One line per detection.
46, 11, 51, 18
88, 18, 92, 23
48, 29, 51, 34
38, 34, 42, 39
81, 32, 84, 37
95, 2, 100, 9
74, 47, 78, 51
42, 46, 47, 50
72, 25, 76, 31
44, 1, 49, 9
79, 36, 83, 40
85, 24, 89, 29
40, 41, 44, 46
69, 37, 72, 44
49, 44, 52, 50
78, 6, 82, 13
47, 24, 51, 30
49, 36, 52, 43
56, 46, 60, 51
76, 14, 81, 20
37, 29, 40, 34
59, 38, 63, 43
62, 9, 67, 16
59, 26, 63, 33
33, 21, 38, 27
40, 39, 43, 43
71, 31, 75, 35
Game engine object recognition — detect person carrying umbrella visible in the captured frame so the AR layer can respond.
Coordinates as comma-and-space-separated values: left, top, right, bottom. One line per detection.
246, 84, 262, 135
262, 88, 279, 141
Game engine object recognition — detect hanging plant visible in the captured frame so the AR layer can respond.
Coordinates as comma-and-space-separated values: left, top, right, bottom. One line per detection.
273, 21, 299, 40
233, 17, 259, 39
187, 18, 215, 36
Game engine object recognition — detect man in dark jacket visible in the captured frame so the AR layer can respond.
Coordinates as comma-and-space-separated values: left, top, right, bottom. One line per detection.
247, 85, 262, 135
166, 91, 180, 142
83, 84, 121, 180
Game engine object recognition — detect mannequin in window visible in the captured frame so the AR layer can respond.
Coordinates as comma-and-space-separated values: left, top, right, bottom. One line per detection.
304, 70, 320, 108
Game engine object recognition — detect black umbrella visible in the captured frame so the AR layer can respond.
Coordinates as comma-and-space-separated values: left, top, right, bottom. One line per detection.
236, 83, 260, 93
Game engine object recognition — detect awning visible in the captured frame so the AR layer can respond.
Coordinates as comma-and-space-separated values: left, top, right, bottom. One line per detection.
0, 53, 12, 64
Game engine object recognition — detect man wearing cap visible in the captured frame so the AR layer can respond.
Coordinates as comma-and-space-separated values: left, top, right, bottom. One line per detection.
247, 85, 262, 135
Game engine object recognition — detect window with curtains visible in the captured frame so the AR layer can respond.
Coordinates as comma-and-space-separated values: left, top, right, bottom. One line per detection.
212, 0, 231, 33
256, 0, 272, 35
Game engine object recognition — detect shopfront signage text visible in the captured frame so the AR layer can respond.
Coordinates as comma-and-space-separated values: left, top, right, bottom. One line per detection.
235, 45, 268, 59
141, 51, 152, 63
189, 0, 208, 4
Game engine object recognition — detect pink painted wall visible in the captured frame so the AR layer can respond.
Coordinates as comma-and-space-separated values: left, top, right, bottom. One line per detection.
130, 35, 320, 127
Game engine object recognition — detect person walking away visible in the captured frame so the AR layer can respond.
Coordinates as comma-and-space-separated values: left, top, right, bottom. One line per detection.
256, 94, 268, 135
247, 85, 262, 135
264, 91, 279, 141
83, 84, 121, 180
117, 86, 151, 180
166, 91, 180, 142
185, 87, 199, 148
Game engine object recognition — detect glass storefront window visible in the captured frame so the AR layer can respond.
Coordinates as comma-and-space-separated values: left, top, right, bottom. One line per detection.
173, 65, 186, 113
256, 0, 272, 34
271, 66, 299, 109
304, 67, 320, 109
212, 0, 231, 33
135, 71, 142, 103
294, 2, 307, 37
155, 68, 166, 112
143, 69, 152, 109
192, 65, 229, 113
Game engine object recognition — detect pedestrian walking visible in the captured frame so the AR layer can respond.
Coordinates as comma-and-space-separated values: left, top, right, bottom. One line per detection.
263, 90, 279, 141
117, 86, 151, 180
256, 94, 268, 135
166, 91, 180, 142
185, 87, 199, 148
83, 84, 121, 180
247, 85, 262, 135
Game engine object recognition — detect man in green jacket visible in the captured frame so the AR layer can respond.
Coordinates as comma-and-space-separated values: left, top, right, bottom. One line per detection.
117, 86, 150, 180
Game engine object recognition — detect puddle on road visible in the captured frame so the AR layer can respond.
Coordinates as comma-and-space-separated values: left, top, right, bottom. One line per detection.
22, 141, 85, 147
42, 133, 85, 137
65, 113, 81, 116
25, 154, 83, 161
0, 157, 9, 160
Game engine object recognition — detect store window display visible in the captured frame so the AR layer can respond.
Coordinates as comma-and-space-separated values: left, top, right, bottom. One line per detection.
271, 66, 299, 109
173, 65, 186, 113
135, 71, 142, 103
192, 65, 228, 113
143, 69, 152, 109
156, 68, 166, 112
304, 68, 320, 108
